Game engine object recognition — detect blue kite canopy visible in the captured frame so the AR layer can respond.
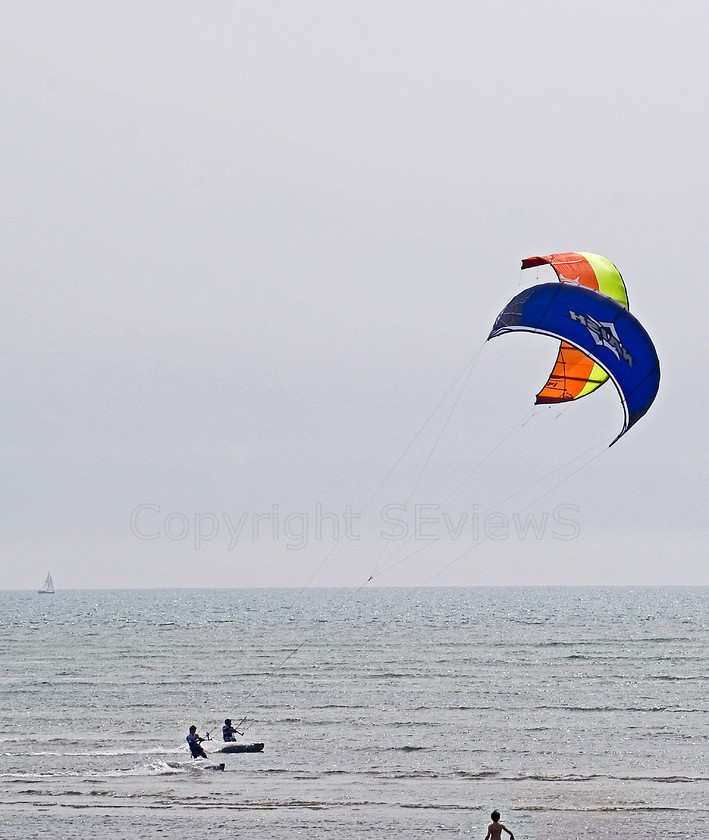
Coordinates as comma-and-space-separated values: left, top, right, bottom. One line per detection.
488, 282, 660, 444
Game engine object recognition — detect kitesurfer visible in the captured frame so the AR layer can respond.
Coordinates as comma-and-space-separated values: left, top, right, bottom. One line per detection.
186, 725, 207, 759
222, 718, 239, 742
484, 810, 514, 840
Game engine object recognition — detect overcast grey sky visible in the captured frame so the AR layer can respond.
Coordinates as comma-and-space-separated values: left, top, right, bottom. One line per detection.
2, 1, 706, 589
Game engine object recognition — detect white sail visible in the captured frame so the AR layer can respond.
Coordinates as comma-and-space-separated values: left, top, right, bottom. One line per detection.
38, 573, 54, 594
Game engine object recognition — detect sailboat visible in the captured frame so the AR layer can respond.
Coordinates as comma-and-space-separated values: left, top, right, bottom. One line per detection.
38, 573, 54, 594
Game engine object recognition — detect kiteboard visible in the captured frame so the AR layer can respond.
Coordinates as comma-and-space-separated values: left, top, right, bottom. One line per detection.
219, 742, 264, 753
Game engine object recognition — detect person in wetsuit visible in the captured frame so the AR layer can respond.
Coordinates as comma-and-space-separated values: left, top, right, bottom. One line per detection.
222, 718, 239, 742
186, 725, 207, 759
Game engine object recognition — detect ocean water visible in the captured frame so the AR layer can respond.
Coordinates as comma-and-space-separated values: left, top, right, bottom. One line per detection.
0, 587, 706, 839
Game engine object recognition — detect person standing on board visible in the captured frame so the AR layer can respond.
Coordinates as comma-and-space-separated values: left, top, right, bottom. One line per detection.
485, 810, 515, 840
186, 725, 207, 759
222, 718, 239, 742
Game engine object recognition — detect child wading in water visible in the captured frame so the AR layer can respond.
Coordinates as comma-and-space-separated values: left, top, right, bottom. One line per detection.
484, 810, 515, 840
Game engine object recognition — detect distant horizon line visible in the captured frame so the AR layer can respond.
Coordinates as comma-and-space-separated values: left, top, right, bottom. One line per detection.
4, 583, 708, 592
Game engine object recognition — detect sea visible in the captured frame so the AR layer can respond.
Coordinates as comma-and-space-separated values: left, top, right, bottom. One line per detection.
0, 587, 706, 839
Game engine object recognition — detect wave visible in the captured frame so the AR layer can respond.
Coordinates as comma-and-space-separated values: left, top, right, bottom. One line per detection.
109, 760, 191, 776
648, 674, 706, 681
387, 745, 426, 751
531, 704, 699, 713
517, 803, 697, 814
505, 771, 709, 784
21, 748, 174, 757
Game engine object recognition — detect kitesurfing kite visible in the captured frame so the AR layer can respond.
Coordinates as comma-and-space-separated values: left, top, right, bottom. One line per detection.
488, 258, 660, 444
520, 252, 629, 404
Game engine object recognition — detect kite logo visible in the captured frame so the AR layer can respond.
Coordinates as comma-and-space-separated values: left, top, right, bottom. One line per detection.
569, 310, 634, 367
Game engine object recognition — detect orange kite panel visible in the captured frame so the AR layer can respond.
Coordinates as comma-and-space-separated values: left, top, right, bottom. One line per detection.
535, 342, 599, 403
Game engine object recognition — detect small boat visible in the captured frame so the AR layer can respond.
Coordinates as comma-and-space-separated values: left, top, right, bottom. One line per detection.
38, 573, 55, 594
219, 742, 264, 754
